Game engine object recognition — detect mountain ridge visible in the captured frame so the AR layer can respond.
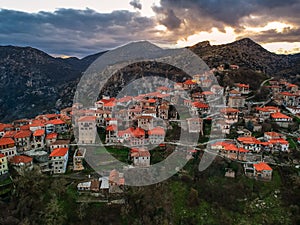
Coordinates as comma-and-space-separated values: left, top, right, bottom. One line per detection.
0, 38, 300, 122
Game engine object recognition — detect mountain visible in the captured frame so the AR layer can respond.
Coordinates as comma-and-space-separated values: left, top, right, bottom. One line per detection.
1, 38, 300, 122
188, 38, 300, 77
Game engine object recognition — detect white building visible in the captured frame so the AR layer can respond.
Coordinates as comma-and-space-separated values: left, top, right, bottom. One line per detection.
0, 138, 17, 160
0, 153, 8, 176
130, 148, 150, 167
148, 127, 165, 144
49, 148, 69, 174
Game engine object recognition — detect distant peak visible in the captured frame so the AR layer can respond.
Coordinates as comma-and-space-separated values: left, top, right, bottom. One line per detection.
190, 41, 211, 48
234, 38, 258, 45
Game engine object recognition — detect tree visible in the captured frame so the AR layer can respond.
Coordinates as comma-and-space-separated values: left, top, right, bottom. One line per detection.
187, 188, 200, 207
43, 197, 67, 225
246, 120, 254, 132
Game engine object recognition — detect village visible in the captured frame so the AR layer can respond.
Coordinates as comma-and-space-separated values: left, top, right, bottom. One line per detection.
1, 65, 300, 202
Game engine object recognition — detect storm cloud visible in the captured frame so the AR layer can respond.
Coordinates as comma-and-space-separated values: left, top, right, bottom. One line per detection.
130, 0, 142, 10
0, 8, 156, 57
0, 0, 299, 57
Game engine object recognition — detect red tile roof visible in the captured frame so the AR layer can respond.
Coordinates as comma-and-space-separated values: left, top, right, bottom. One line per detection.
0, 138, 15, 146
20, 125, 30, 130
104, 101, 116, 107
220, 108, 239, 113
3, 131, 17, 138
78, 116, 96, 122
130, 148, 150, 157
148, 127, 165, 136
132, 127, 145, 137
238, 148, 249, 153
117, 96, 132, 103
46, 133, 58, 140
0, 123, 13, 132
254, 162, 272, 171
265, 132, 281, 138
50, 148, 68, 157
10, 155, 33, 164
148, 98, 156, 103
256, 106, 280, 112
157, 86, 169, 91
280, 91, 295, 96
106, 125, 117, 131
236, 83, 249, 88
33, 129, 45, 137
268, 138, 289, 145
184, 80, 196, 85
201, 91, 214, 95
14, 130, 32, 139
270, 112, 291, 119
237, 137, 261, 145
46, 119, 65, 125
193, 102, 209, 109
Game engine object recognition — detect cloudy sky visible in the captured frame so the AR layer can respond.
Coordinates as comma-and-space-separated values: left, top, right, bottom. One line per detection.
1, 0, 299, 58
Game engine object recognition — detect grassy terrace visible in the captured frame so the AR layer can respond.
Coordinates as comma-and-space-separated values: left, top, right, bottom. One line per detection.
94, 146, 130, 163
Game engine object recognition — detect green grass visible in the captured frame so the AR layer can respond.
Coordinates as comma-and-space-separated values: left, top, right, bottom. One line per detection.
0, 176, 12, 186
94, 146, 129, 163
288, 137, 297, 150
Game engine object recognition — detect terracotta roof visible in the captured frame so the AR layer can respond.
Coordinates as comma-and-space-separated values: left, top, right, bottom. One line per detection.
33, 129, 45, 137
287, 83, 298, 87
46, 133, 58, 140
14, 130, 32, 139
280, 91, 295, 96
0, 123, 13, 132
184, 80, 196, 85
236, 83, 249, 88
270, 112, 291, 119
10, 155, 33, 164
78, 116, 96, 122
238, 148, 249, 153
148, 98, 156, 103
131, 148, 150, 157
104, 101, 116, 107
253, 162, 272, 171
46, 119, 65, 125
148, 127, 165, 135
50, 148, 68, 157
201, 91, 214, 95
132, 127, 145, 137
106, 125, 117, 131
3, 131, 17, 138
193, 102, 209, 109
220, 108, 239, 113
96, 98, 116, 104
223, 144, 239, 151
268, 138, 289, 145
20, 125, 30, 130
256, 106, 280, 112
237, 136, 261, 145
265, 131, 280, 136
109, 169, 124, 185
30, 119, 46, 127
0, 153, 5, 158
117, 96, 132, 103
156, 93, 170, 98
0, 138, 15, 146
118, 127, 133, 137
136, 115, 153, 120
51, 139, 70, 145
157, 86, 169, 91
229, 89, 240, 94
